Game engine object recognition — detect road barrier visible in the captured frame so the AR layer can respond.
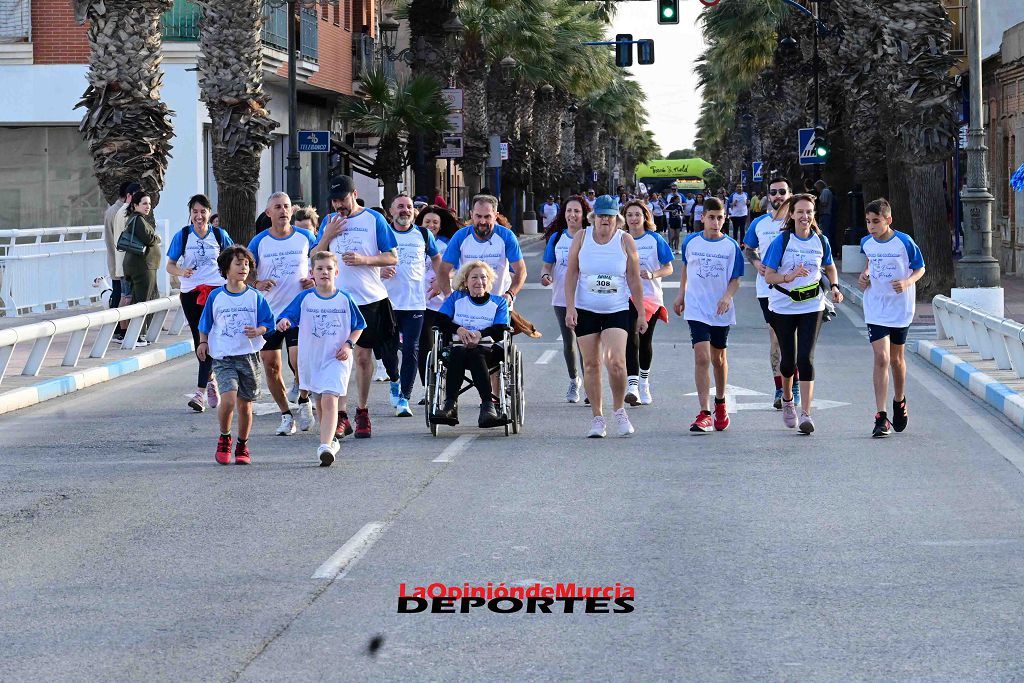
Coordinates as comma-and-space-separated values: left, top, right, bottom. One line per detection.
932, 295, 1024, 378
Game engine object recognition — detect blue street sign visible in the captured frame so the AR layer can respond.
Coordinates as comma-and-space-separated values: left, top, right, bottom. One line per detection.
798, 128, 825, 166
752, 161, 764, 182
298, 130, 330, 153
740, 170, 749, 185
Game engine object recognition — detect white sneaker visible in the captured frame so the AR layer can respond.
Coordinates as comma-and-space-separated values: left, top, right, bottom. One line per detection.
296, 401, 314, 431
317, 441, 339, 467
587, 415, 607, 438
276, 413, 296, 435
287, 378, 300, 403
206, 380, 220, 409
373, 359, 388, 382
799, 411, 815, 435
625, 377, 640, 406
187, 389, 205, 413
639, 379, 653, 405
614, 408, 634, 437
566, 377, 581, 403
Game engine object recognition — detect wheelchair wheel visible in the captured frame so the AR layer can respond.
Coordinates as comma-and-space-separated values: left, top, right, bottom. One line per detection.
511, 347, 524, 434
498, 359, 511, 437
517, 347, 526, 428
425, 349, 439, 437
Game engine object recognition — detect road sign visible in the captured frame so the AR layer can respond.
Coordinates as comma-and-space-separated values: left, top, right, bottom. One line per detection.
752, 161, 764, 182
740, 170, 749, 185
500, 142, 509, 161
592, 171, 599, 183
297, 130, 330, 153
798, 127, 825, 166
441, 88, 463, 111
439, 135, 463, 159
487, 135, 502, 168
446, 112, 464, 134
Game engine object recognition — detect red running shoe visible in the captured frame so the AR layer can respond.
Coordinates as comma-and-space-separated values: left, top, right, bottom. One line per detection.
354, 408, 372, 439
234, 441, 251, 465
689, 411, 713, 433
215, 434, 232, 465
713, 401, 730, 431
336, 414, 353, 440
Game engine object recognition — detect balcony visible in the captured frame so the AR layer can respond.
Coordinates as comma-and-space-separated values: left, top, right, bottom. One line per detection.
944, 0, 966, 57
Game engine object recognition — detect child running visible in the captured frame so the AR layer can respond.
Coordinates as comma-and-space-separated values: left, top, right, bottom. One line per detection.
197, 246, 276, 465
275, 252, 366, 466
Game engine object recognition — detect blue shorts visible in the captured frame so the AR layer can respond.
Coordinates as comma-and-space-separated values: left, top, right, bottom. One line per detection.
688, 320, 730, 349
868, 324, 909, 345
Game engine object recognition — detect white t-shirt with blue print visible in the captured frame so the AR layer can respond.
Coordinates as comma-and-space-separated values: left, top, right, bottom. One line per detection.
634, 231, 674, 307
743, 213, 786, 299
385, 224, 438, 311
247, 227, 317, 316
443, 225, 523, 295
425, 236, 449, 312
438, 291, 510, 344
861, 230, 925, 328
198, 286, 276, 359
681, 232, 744, 327
326, 208, 398, 306
762, 231, 834, 315
166, 226, 233, 293
542, 229, 575, 308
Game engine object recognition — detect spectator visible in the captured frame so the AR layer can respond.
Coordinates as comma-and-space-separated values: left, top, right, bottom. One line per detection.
120, 189, 163, 345
815, 180, 836, 243
103, 181, 141, 313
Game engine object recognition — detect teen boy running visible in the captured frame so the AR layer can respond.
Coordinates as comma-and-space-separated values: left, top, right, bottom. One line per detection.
275, 252, 366, 466
672, 197, 744, 433
857, 198, 925, 437
197, 246, 276, 465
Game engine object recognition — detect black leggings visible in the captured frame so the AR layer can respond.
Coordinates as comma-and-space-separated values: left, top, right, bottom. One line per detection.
552, 305, 581, 379
445, 345, 501, 403
419, 309, 443, 385
180, 289, 213, 388
771, 310, 823, 381
626, 301, 659, 375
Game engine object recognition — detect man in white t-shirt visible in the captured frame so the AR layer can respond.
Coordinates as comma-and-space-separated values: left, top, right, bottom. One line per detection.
541, 196, 560, 229
439, 194, 526, 303
726, 183, 749, 241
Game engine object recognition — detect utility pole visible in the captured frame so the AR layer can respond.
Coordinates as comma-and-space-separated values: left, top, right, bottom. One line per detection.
285, 0, 302, 203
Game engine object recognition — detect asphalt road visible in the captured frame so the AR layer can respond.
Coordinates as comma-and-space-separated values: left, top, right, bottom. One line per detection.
4, 239, 1024, 681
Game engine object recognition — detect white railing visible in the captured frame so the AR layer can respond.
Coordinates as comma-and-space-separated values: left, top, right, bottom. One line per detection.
933, 295, 1024, 379
0, 221, 172, 316
0, 296, 189, 386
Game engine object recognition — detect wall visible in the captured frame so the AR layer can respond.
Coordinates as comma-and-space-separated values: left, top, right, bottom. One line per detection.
31, 0, 89, 64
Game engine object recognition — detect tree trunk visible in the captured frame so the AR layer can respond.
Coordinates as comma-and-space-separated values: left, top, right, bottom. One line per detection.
885, 156, 915, 238
216, 185, 258, 246
906, 161, 956, 299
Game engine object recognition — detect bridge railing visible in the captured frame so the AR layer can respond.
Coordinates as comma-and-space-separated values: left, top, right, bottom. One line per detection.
933, 295, 1024, 379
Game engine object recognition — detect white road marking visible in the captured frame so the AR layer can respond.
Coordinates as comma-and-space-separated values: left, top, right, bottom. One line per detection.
734, 399, 850, 412
535, 350, 558, 365
311, 521, 387, 580
433, 434, 478, 463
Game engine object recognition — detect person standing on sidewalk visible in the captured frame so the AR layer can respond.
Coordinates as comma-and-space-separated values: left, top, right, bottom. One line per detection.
815, 180, 836, 245
857, 198, 926, 438
103, 182, 140, 313
166, 193, 233, 412
120, 190, 162, 346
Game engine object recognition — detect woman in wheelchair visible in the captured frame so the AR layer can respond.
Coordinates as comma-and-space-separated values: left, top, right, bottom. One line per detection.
432, 260, 511, 428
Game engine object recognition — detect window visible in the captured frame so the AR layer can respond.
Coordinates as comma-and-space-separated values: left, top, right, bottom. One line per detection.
333, 0, 340, 26
322, 0, 328, 20
345, 0, 352, 31
1003, 135, 1012, 218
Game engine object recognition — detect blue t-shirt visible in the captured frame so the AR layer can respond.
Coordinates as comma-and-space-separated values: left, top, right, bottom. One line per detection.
443, 225, 523, 295
166, 225, 234, 293
438, 290, 510, 341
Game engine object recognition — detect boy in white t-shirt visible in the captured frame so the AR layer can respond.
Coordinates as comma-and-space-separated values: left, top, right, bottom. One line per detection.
197, 246, 276, 466
856, 198, 926, 438
672, 197, 744, 434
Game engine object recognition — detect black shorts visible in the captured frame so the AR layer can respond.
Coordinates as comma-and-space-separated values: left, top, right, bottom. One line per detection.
262, 326, 299, 351
867, 324, 910, 345
758, 297, 774, 325
357, 298, 397, 350
575, 308, 631, 337
687, 320, 730, 349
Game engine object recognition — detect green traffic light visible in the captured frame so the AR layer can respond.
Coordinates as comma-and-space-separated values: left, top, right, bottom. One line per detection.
815, 146, 828, 158
661, 8, 675, 19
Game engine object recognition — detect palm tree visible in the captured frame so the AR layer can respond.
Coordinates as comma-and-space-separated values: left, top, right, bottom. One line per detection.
72, 0, 175, 206
339, 69, 452, 202
195, 0, 279, 246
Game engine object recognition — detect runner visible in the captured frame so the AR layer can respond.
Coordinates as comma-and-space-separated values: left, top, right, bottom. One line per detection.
691, 194, 706, 233
381, 194, 441, 417
439, 194, 526, 304
742, 176, 800, 408
663, 195, 684, 254
857, 198, 926, 437
727, 183, 749, 241
165, 193, 233, 413
247, 192, 317, 436
197, 246, 276, 465
565, 195, 647, 438
275, 251, 366, 466
648, 193, 666, 233
540, 194, 589, 402
621, 200, 673, 406
417, 205, 460, 403
762, 193, 844, 434
314, 175, 399, 439
671, 197, 744, 433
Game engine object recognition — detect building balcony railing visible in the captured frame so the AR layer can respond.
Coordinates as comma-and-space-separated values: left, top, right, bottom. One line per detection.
944, 0, 966, 57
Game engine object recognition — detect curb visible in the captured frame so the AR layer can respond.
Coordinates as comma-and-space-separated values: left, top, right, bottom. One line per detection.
0, 340, 194, 416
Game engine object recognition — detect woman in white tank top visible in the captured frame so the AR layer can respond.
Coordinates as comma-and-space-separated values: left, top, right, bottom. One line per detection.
565, 195, 647, 439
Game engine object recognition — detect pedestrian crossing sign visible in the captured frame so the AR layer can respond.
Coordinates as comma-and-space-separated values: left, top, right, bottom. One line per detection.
798, 128, 825, 166
752, 161, 763, 182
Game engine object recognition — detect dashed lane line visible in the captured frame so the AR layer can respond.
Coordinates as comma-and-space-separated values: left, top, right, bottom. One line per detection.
535, 349, 558, 364
311, 522, 388, 580
433, 434, 478, 463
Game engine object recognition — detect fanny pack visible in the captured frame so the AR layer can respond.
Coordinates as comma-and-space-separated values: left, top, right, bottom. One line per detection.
771, 282, 821, 302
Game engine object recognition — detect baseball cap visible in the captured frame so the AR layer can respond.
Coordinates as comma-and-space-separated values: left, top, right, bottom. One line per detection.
592, 195, 620, 216
328, 175, 355, 200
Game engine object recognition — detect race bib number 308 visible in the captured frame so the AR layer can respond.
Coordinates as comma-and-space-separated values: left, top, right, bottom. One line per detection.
586, 274, 622, 295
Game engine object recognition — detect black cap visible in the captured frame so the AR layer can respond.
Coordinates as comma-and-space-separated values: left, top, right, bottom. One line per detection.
328, 175, 355, 200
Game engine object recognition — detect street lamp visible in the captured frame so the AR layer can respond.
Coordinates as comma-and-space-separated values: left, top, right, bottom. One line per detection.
500, 56, 518, 84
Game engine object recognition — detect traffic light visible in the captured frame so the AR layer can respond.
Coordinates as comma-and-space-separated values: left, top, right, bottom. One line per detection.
813, 125, 830, 160
637, 39, 655, 65
657, 0, 679, 25
615, 33, 633, 68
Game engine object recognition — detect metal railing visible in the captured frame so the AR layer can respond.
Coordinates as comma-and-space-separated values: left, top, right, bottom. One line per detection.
162, 0, 200, 41
933, 295, 1024, 379
161, 0, 318, 61
0, 297, 189, 387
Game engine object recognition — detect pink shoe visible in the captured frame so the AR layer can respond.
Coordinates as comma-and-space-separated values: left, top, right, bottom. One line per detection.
782, 399, 797, 429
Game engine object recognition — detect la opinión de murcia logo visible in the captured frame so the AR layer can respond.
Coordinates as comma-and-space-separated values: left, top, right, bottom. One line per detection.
397, 582, 635, 614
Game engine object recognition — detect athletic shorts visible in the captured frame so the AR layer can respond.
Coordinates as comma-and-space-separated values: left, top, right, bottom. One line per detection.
212, 353, 262, 402
262, 326, 299, 351
758, 297, 774, 325
867, 324, 909, 345
687, 320, 730, 349
356, 298, 396, 350
575, 308, 631, 337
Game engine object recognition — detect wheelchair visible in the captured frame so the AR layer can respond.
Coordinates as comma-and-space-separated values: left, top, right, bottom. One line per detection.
424, 327, 525, 437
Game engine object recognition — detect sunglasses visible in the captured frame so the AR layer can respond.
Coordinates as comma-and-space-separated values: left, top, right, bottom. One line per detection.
768, 189, 790, 196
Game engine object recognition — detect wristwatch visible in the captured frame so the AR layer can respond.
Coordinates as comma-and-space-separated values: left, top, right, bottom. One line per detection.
345, 340, 355, 349
830, 283, 840, 290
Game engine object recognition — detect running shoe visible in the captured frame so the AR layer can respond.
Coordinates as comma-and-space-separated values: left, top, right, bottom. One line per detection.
215, 434, 232, 465
624, 378, 640, 407
689, 411, 713, 433
872, 412, 892, 438
234, 441, 251, 465
587, 415, 607, 438
276, 412, 296, 436
798, 411, 815, 435
317, 441, 338, 467
584, 396, 590, 406
296, 401, 314, 431
206, 379, 220, 409
135, 336, 150, 347
614, 408, 634, 437
566, 378, 582, 403
287, 377, 300, 404
782, 399, 797, 428
336, 414, 353, 440
395, 397, 413, 417
713, 402, 730, 431
639, 379, 653, 405
354, 408, 372, 438
892, 397, 908, 432
389, 381, 402, 408
373, 359, 388, 382
188, 389, 205, 413
773, 388, 783, 410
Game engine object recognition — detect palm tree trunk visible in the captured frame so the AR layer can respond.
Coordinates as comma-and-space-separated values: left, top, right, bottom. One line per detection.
906, 161, 956, 298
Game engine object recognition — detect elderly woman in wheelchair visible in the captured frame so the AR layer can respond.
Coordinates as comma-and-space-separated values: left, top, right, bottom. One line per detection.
430, 260, 511, 428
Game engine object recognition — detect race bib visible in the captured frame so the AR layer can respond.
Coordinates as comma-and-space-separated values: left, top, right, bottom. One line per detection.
586, 273, 622, 295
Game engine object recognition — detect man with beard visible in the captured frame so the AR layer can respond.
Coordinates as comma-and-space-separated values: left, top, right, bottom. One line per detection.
315, 175, 399, 439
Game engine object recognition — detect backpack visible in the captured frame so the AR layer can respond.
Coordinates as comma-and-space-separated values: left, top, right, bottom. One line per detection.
180, 225, 228, 255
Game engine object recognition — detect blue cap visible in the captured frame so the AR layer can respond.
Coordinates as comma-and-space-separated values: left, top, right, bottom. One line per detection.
592, 195, 620, 216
